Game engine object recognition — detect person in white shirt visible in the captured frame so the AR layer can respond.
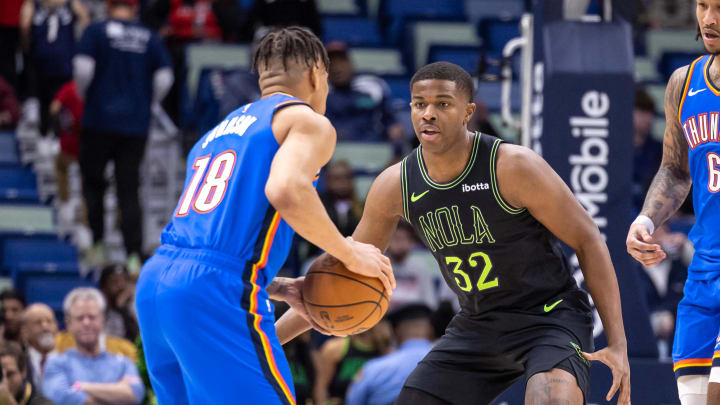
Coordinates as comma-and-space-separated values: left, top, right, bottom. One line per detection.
21, 303, 59, 391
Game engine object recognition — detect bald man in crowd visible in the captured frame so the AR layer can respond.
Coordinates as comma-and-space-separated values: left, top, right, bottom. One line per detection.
21, 304, 59, 390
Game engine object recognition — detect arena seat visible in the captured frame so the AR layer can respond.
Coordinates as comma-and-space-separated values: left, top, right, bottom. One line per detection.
647, 84, 666, 115
646, 29, 703, 61
382, 74, 411, 103
634, 56, 661, 83
0, 204, 55, 235
488, 113, 520, 143
353, 174, 375, 201
428, 45, 481, 75
410, 21, 480, 71
333, 142, 393, 173
316, 0, 361, 15
476, 81, 521, 113
349, 47, 406, 75
478, 18, 521, 54
658, 51, 700, 82
379, 0, 465, 44
0, 132, 19, 167
2, 238, 77, 275
323, 16, 383, 45
0, 167, 39, 202
185, 44, 250, 100
464, 0, 524, 24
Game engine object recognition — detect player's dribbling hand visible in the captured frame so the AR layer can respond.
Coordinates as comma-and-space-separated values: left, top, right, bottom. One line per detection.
343, 237, 395, 296
626, 223, 666, 267
281, 277, 332, 335
583, 345, 631, 405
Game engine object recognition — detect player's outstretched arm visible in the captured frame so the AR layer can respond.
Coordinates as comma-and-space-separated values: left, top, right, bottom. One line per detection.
496, 144, 630, 405
627, 65, 691, 267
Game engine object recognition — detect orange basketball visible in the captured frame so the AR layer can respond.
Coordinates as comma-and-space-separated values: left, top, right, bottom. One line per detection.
302, 254, 389, 335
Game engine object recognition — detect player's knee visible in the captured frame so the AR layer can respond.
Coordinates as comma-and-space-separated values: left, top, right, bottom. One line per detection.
525, 369, 583, 405
678, 375, 709, 405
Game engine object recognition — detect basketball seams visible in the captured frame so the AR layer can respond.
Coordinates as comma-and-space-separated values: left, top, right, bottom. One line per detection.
304, 271, 389, 301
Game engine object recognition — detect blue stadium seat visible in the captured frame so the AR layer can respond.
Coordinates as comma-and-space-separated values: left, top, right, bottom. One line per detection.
323, 16, 383, 46
478, 18, 521, 53
428, 45, 481, 75
476, 81, 521, 112
464, 0, 524, 23
379, 0, 465, 44
658, 52, 699, 82
25, 275, 95, 315
2, 238, 78, 275
0, 132, 19, 167
382, 75, 411, 103
0, 167, 38, 202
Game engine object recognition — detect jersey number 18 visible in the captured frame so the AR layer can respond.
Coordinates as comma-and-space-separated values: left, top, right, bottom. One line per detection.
175, 150, 237, 217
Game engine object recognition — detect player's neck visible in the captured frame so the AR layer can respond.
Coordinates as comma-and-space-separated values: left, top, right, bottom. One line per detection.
421, 131, 474, 184
710, 53, 720, 84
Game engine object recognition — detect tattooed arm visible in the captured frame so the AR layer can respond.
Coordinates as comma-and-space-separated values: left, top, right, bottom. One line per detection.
626, 66, 692, 267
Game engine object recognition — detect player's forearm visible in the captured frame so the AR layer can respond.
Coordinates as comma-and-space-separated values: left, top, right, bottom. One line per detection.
267, 178, 352, 263
640, 163, 691, 228
275, 308, 312, 345
576, 237, 627, 347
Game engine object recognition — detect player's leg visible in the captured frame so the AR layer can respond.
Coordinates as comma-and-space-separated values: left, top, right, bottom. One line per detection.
78, 127, 112, 246
135, 254, 190, 405
395, 387, 452, 405
706, 331, 720, 404
155, 260, 295, 405
111, 134, 147, 257
525, 368, 583, 405
673, 279, 720, 405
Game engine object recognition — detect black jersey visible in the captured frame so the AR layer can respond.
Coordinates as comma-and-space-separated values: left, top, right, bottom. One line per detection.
401, 132, 581, 316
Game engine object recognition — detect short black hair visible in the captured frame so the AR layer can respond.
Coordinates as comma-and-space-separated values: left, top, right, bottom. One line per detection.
0, 341, 26, 372
0, 290, 25, 307
635, 87, 655, 113
410, 62, 475, 102
252, 26, 330, 73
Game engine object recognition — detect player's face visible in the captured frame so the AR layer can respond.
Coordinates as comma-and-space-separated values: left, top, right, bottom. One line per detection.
410, 79, 474, 151
698, 0, 720, 54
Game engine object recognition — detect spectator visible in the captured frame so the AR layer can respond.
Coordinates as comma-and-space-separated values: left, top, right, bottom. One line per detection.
21, 303, 59, 391
238, 0, 322, 42
73, 0, 173, 273
50, 81, 83, 208
0, 76, 20, 130
99, 264, 139, 342
0, 0, 24, 91
313, 324, 391, 405
345, 304, 434, 405
321, 160, 363, 237
324, 41, 405, 142
633, 87, 663, 213
1, 290, 26, 344
19, 0, 89, 136
43, 287, 144, 405
387, 221, 438, 310
1, 341, 53, 405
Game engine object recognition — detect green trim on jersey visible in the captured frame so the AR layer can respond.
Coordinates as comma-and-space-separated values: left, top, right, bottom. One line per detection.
489, 139, 526, 215
416, 132, 481, 190
401, 157, 411, 221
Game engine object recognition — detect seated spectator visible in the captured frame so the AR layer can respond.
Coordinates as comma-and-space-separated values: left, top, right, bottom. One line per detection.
387, 221, 438, 310
21, 303, 59, 391
50, 81, 83, 206
1, 290, 26, 344
313, 323, 391, 405
1, 341, 53, 405
19, 0, 88, 136
0, 76, 19, 130
99, 264, 139, 342
633, 87, 663, 213
324, 41, 404, 142
43, 287, 144, 405
346, 304, 434, 405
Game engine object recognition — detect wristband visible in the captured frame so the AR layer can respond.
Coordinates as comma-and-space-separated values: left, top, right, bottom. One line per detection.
633, 215, 655, 235
72, 382, 84, 391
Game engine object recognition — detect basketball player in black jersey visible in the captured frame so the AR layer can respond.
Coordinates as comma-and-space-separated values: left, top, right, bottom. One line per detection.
276, 62, 630, 405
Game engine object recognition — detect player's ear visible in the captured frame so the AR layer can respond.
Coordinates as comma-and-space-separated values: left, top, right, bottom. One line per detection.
308, 65, 319, 91
464, 103, 476, 126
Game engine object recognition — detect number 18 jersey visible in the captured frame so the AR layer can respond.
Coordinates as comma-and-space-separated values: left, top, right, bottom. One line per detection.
160, 93, 310, 286
678, 55, 720, 279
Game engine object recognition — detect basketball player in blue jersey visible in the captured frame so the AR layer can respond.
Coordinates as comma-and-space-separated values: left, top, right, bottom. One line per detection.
134, 27, 394, 405
627, 1, 720, 404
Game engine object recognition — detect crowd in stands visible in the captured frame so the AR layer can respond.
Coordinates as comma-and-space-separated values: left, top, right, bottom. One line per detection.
0, 0, 707, 403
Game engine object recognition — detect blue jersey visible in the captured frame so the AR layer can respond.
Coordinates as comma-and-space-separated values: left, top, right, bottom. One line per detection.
160, 93, 310, 287
678, 54, 720, 279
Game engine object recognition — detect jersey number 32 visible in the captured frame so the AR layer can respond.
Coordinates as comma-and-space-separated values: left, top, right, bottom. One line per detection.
175, 151, 236, 217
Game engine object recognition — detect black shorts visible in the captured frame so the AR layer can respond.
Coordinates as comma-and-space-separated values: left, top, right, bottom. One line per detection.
402, 291, 594, 405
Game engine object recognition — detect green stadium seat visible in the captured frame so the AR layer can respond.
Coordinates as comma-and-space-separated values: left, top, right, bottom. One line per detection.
647, 84, 666, 115
333, 142, 393, 172
635, 57, 661, 82
411, 21, 480, 71
0, 204, 55, 235
354, 175, 376, 201
185, 44, 250, 99
349, 48, 406, 75
646, 29, 703, 61
317, 0, 360, 15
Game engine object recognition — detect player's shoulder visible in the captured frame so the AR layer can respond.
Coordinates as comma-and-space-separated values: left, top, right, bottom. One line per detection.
668, 64, 693, 95
274, 103, 334, 133
496, 142, 541, 171
371, 161, 402, 196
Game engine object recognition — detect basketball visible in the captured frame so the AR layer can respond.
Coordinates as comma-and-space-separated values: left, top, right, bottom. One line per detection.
302, 254, 389, 335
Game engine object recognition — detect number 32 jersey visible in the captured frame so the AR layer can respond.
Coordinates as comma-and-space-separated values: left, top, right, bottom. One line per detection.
401, 132, 584, 316
160, 93, 310, 285
678, 54, 720, 279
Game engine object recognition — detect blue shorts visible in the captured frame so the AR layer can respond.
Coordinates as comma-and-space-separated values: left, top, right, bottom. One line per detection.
135, 245, 295, 405
672, 274, 720, 378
